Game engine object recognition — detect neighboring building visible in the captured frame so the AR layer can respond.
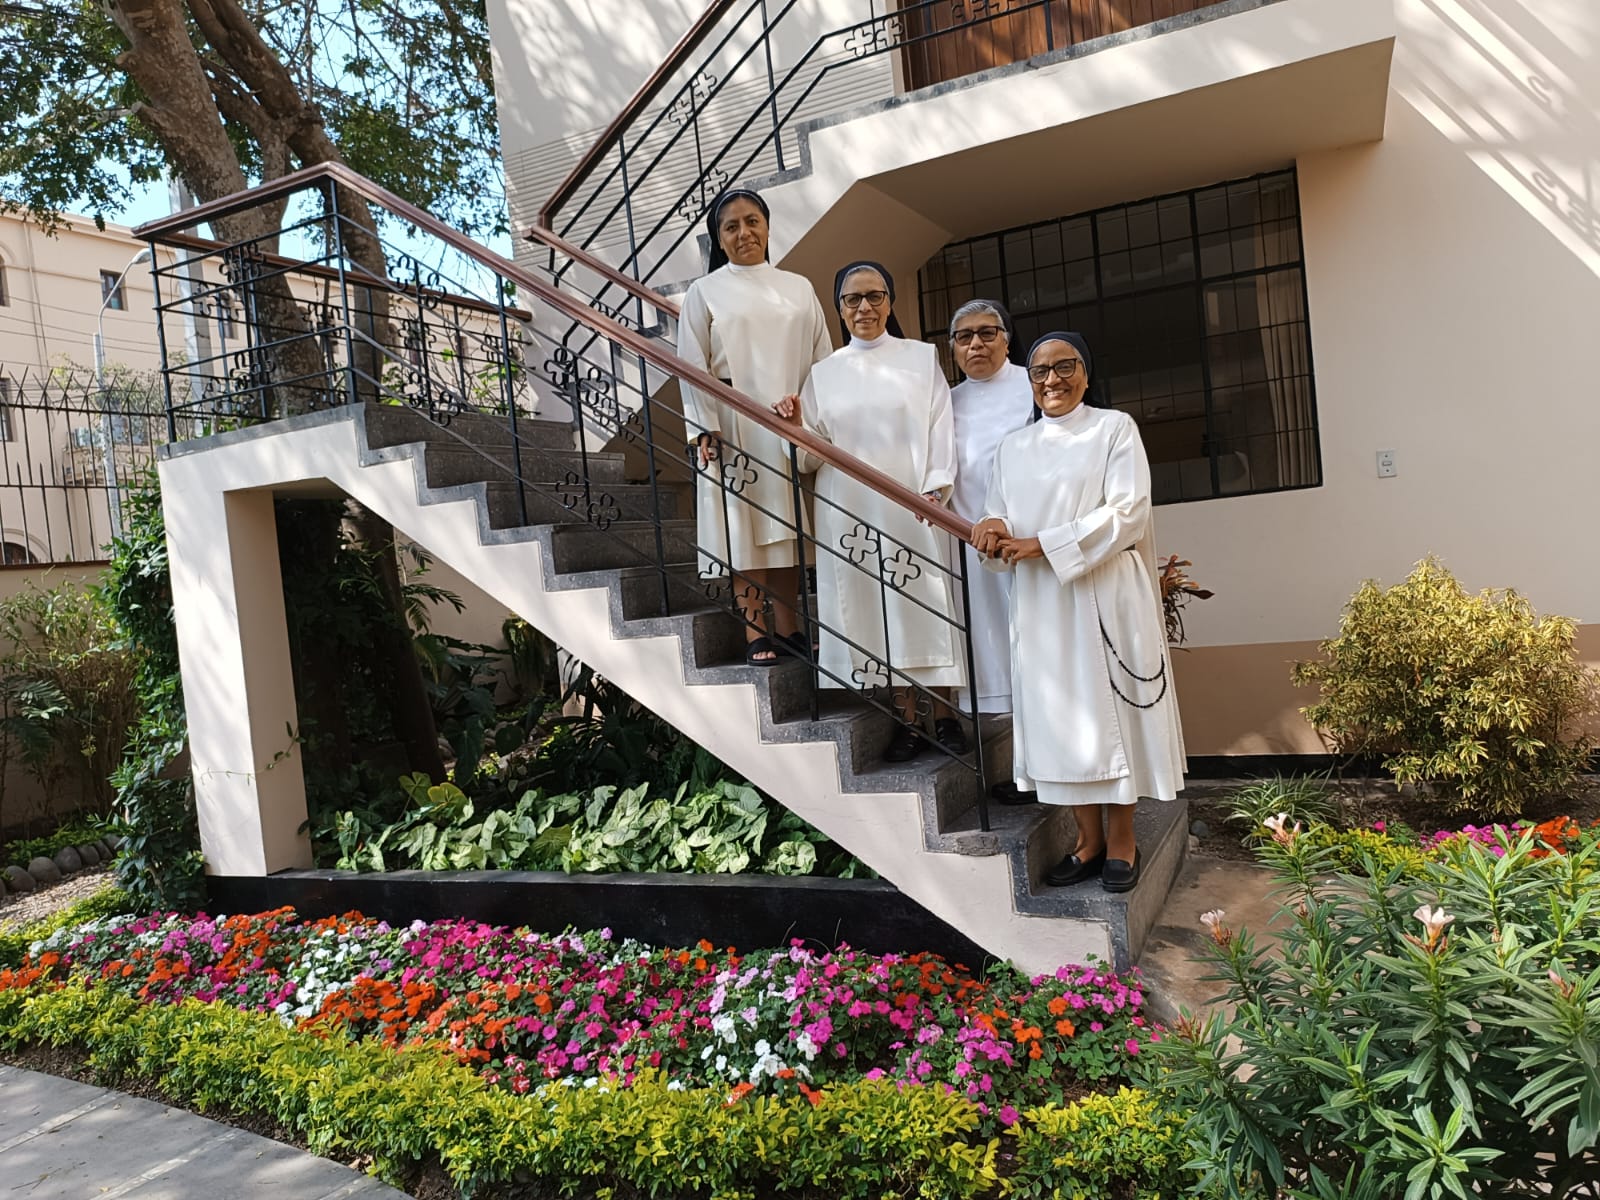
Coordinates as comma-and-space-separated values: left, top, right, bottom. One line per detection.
488, 0, 1600, 759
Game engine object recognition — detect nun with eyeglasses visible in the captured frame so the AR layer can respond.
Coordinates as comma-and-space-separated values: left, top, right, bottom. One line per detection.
972, 332, 1186, 893
677, 187, 834, 666
772, 260, 966, 764
946, 300, 1037, 805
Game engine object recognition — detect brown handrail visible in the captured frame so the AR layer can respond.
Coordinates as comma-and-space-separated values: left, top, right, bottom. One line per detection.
133, 162, 974, 543
524, 223, 682, 320
536, 0, 741, 230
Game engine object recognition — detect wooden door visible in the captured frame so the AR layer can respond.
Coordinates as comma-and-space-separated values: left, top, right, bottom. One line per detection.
901, 0, 1226, 92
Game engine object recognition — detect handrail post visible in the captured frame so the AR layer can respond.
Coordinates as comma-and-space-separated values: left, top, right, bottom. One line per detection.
328, 177, 363, 411
787, 443, 819, 722
148, 245, 178, 443
496, 276, 531, 528
956, 547, 990, 833
759, 0, 784, 172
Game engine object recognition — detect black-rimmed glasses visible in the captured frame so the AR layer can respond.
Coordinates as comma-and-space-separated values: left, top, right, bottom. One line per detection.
839, 290, 889, 310
952, 325, 1004, 347
1027, 360, 1082, 382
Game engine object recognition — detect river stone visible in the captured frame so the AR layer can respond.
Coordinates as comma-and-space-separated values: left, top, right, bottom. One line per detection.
77, 843, 101, 867
97, 837, 116, 858
102, 834, 121, 852
27, 856, 61, 884
52, 846, 82, 874
1189, 819, 1211, 839
3, 866, 33, 893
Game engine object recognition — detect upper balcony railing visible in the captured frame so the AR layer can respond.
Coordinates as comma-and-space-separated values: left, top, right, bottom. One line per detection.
134, 162, 994, 829
529, 0, 1240, 335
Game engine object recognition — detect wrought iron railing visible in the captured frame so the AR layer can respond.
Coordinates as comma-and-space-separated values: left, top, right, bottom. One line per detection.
530, 0, 1240, 363
0, 365, 182, 564
136, 163, 993, 830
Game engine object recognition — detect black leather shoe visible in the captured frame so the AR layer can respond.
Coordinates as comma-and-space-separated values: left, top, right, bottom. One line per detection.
1046, 849, 1106, 888
990, 781, 1038, 806
934, 717, 969, 754
883, 726, 925, 763
1102, 848, 1143, 893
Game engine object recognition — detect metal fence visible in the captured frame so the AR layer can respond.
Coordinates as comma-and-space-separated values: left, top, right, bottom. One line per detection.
0, 365, 170, 564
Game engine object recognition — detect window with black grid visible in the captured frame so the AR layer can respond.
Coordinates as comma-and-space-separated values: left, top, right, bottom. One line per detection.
918, 169, 1320, 503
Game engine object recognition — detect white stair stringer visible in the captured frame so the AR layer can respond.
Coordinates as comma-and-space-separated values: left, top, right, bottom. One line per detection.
159, 405, 1114, 976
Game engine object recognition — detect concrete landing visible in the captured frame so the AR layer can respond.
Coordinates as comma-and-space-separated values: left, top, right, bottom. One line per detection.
1137, 853, 1286, 1025
0, 1065, 408, 1199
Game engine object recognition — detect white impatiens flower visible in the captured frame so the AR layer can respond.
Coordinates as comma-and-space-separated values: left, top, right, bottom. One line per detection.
794, 1031, 819, 1061
754, 1039, 771, 1058
711, 1013, 738, 1044
714, 1054, 729, 1074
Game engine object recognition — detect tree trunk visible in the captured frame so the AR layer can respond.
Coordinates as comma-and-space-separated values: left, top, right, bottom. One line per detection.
347, 504, 448, 783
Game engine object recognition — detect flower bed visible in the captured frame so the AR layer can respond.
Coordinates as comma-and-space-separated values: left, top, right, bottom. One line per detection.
0, 905, 1192, 1197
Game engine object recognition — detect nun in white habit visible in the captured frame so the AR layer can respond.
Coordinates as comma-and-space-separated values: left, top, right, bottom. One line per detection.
677, 187, 834, 665
773, 260, 967, 764
947, 301, 1033, 709
972, 332, 1185, 893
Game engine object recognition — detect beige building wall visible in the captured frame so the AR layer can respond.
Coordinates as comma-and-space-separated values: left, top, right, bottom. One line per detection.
1158, 0, 1600, 753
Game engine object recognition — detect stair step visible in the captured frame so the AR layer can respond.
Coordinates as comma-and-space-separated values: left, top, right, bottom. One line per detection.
547, 519, 698, 573
421, 443, 628, 489
482, 480, 689, 529
364, 404, 575, 452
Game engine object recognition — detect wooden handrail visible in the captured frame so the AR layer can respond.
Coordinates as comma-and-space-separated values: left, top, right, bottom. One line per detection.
536, 0, 742, 230
523, 223, 682, 320
133, 162, 975, 544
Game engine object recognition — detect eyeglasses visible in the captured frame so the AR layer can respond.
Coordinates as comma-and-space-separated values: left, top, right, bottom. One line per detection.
840, 290, 889, 310
952, 325, 1004, 347
1027, 360, 1083, 382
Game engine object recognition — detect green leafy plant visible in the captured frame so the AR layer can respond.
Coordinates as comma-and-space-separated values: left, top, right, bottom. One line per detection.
1225, 775, 1337, 841
1004, 1087, 1198, 1198
0, 884, 130, 966
2, 820, 111, 870
0, 582, 143, 818
1293, 558, 1598, 817
1153, 819, 1600, 1198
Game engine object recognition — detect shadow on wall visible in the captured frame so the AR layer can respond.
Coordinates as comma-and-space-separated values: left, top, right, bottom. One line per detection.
1402, 0, 1600, 271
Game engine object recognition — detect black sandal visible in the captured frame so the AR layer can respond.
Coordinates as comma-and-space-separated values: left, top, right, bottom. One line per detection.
778, 630, 818, 660
745, 637, 781, 666
882, 725, 926, 763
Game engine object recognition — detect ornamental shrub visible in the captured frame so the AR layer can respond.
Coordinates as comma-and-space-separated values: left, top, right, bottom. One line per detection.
1153, 820, 1600, 1197
1293, 557, 1598, 816
1005, 1087, 1195, 1198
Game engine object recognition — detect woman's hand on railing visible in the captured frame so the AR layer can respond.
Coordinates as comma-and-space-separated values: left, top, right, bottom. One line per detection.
971, 517, 1010, 557
772, 394, 801, 424
694, 431, 721, 466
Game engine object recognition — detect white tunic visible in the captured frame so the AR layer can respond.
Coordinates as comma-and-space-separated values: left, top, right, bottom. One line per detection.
800, 334, 966, 692
983, 403, 1185, 805
950, 360, 1035, 713
678, 262, 833, 578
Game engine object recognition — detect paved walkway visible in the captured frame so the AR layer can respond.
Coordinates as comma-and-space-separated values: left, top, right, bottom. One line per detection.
0, 1065, 409, 1199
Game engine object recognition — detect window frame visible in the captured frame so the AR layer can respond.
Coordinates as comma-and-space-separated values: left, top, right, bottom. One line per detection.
100, 269, 127, 311
918, 168, 1322, 506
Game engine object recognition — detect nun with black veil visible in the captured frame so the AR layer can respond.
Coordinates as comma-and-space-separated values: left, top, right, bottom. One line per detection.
677, 187, 833, 665
972, 332, 1186, 893
773, 260, 967, 764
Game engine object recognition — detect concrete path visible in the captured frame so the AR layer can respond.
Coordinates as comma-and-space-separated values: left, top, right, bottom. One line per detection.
1138, 852, 1286, 1025
0, 1065, 410, 1199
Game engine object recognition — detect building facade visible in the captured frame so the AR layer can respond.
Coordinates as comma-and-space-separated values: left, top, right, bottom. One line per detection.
489, 0, 1600, 758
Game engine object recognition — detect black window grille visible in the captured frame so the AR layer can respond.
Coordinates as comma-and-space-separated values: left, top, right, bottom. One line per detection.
100, 269, 126, 311
0, 378, 11, 441
918, 168, 1320, 503
0, 258, 8, 307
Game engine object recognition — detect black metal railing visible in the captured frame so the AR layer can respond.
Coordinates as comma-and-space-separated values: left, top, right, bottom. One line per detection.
531, 0, 1243, 376
137, 165, 993, 830
0, 365, 182, 564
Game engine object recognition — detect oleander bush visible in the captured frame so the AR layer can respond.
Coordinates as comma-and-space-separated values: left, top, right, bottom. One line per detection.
1292, 557, 1598, 817
1153, 818, 1600, 1198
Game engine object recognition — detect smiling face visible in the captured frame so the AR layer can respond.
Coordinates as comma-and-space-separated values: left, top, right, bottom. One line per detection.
952, 310, 1009, 381
1028, 339, 1089, 418
838, 267, 891, 340
716, 197, 768, 267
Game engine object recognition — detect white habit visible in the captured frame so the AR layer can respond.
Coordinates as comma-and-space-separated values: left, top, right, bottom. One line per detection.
950, 359, 1034, 713
983, 403, 1185, 805
800, 334, 966, 692
678, 261, 833, 579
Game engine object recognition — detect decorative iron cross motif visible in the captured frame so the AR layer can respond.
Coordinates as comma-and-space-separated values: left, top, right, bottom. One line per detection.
721, 451, 759, 495
881, 547, 923, 588
555, 470, 586, 512
677, 168, 733, 225
666, 69, 718, 126
542, 347, 577, 390
844, 13, 901, 58
839, 522, 881, 566
585, 493, 622, 530
852, 659, 890, 692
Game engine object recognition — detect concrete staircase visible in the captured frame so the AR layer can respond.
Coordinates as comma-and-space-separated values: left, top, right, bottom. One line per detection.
160, 401, 1186, 975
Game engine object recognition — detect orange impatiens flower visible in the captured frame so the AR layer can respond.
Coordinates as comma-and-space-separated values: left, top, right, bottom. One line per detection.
1046, 996, 1068, 1017
1055, 1018, 1075, 1038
